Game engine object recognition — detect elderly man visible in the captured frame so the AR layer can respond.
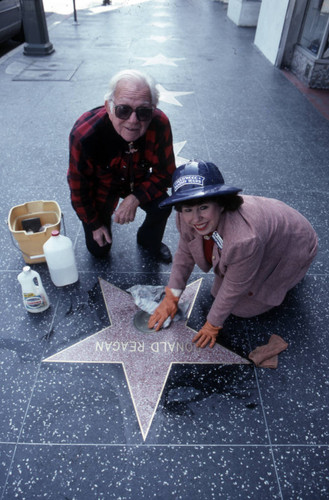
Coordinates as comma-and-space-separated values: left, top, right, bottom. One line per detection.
68, 69, 175, 263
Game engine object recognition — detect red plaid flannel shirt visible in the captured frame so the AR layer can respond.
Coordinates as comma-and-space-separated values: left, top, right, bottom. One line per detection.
68, 106, 176, 230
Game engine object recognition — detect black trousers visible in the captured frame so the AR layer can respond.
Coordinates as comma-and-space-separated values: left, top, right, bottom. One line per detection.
82, 193, 172, 258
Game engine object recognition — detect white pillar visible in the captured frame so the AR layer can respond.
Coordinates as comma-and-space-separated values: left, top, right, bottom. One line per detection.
227, 0, 262, 27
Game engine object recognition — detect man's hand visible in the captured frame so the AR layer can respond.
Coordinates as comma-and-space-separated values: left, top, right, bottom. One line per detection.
114, 195, 139, 225
92, 226, 112, 247
148, 287, 180, 331
192, 321, 222, 349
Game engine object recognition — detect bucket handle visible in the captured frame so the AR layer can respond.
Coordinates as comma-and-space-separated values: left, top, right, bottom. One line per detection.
7, 212, 66, 261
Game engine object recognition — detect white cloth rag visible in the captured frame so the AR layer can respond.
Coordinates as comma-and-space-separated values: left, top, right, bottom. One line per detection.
127, 285, 190, 328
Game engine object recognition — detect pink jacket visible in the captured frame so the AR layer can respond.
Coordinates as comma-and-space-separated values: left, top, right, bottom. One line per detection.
168, 195, 318, 326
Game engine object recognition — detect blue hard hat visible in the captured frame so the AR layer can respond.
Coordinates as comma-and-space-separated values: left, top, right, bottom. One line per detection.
159, 160, 242, 208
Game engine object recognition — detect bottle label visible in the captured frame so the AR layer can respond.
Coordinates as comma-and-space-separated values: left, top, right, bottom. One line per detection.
23, 293, 47, 311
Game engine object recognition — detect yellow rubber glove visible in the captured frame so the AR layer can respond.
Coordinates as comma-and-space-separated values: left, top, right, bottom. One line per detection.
148, 287, 180, 331
192, 321, 222, 349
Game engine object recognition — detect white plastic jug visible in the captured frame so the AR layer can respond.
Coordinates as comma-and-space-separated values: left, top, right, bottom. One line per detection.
43, 230, 79, 287
17, 266, 50, 313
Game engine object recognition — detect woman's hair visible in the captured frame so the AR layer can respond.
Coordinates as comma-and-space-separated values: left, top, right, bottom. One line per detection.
104, 69, 159, 107
174, 194, 244, 212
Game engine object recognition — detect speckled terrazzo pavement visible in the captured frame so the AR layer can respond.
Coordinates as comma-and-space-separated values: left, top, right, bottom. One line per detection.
0, 1, 328, 499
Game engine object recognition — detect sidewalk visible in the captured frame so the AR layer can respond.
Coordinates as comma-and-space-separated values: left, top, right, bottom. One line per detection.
0, 0, 328, 498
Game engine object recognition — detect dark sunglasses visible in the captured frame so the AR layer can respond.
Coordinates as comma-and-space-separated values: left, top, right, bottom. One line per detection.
113, 104, 154, 121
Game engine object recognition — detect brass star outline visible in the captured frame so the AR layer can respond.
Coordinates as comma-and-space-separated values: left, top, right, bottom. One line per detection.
43, 278, 249, 440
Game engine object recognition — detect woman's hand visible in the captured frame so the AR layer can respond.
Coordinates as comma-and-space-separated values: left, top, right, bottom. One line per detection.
192, 321, 222, 348
148, 287, 180, 331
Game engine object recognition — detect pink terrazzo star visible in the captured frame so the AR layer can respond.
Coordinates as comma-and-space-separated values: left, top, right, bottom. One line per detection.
43, 278, 250, 440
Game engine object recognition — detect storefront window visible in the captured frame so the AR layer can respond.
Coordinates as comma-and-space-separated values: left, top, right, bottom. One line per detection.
299, 0, 329, 58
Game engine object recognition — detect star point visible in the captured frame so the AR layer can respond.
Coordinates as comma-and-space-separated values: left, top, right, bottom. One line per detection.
174, 141, 190, 166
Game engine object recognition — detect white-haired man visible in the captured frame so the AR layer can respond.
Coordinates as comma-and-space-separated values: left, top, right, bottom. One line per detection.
68, 69, 175, 263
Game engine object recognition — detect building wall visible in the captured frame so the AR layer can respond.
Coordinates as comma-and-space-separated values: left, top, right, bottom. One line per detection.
254, 0, 290, 64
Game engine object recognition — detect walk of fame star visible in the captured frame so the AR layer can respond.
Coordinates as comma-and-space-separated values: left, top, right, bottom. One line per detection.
148, 35, 176, 43
152, 12, 170, 17
43, 279, 249, 440
150, 22, 173, 29
137, 53, 185, 67
157, 84, 194, 106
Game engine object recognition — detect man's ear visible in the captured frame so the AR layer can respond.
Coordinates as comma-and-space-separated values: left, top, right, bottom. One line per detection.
105, 100, 111, 116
